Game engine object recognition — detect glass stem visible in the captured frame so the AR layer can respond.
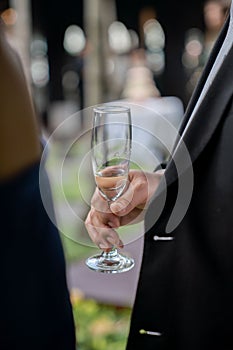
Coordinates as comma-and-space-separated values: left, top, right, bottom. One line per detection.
101, 247, 118, 259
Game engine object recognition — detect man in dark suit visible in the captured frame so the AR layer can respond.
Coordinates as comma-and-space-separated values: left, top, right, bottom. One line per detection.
86, 2, 233, 349
0, 18, 76, 350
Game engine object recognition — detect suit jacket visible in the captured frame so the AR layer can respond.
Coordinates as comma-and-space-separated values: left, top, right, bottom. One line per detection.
126, 15, 233, 350
0, 163, 76, 350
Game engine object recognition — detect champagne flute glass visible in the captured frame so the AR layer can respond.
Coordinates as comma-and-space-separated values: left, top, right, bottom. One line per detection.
85, 105, 135, 273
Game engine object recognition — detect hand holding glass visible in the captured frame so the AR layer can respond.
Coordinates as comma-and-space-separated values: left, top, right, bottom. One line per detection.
85, 105, 135, 273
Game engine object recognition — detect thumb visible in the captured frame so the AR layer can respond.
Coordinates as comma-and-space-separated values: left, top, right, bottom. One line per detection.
110, 180, 144, 216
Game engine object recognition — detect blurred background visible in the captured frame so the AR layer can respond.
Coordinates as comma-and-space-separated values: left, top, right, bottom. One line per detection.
1, 0, 230, 127
1, 0, 231, 349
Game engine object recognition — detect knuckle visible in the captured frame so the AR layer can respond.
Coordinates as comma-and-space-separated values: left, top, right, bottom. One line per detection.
135, 176, 147, 192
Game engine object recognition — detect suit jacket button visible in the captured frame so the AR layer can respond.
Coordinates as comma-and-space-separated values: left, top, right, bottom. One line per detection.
139, 329, 162, 336
153, 235, 174, 241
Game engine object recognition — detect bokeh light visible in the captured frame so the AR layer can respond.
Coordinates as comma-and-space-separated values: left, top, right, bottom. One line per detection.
143, 19, 165, 51
31, 57, 49, 87
182, 28, 203, 69
30, 37, 48, 57
62, 70, 80, 92
63, 25, 86, 56
108, 21, 132, 54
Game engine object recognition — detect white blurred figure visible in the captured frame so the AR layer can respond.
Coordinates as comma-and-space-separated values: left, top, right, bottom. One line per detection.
117, 49, 184, 171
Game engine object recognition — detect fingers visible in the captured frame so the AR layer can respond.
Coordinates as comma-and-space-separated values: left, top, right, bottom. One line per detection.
109, 169, 164, 217
90, 187, 120, 226
119, 207, 145, 226
109, 170, 149, 216
85, 209, 123, 252
90, 187, 111, 213
85, 169, 165, 249
85, 188, 123, 251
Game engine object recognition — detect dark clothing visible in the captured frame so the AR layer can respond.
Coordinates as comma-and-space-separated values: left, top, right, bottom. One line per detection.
0, 163, 76, 349
127, 16, 233, 350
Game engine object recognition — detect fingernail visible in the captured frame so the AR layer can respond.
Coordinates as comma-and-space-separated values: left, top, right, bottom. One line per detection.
108, 221, 115, 228
99, 243, 107, 249
118, 239, 124, 248
107, 237, 116, 245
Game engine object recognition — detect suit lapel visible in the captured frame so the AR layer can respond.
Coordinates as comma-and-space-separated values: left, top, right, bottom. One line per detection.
146, 17, 232, 234
165, 17, 233, 186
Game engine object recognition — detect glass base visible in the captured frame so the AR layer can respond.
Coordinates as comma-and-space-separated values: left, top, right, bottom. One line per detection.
85, 248, 135, 273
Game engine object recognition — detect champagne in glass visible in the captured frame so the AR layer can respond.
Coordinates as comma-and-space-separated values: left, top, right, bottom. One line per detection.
85, 105, 135, 273
95, 160, 128, 201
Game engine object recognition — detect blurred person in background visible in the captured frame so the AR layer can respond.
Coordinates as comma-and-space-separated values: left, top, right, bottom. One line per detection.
184, 0, 231, 99
0, 19, 76, 350
119, 47, 184, 167
121, 48, 161, 102
86, 1, 233, 349
203, 0, 231, 56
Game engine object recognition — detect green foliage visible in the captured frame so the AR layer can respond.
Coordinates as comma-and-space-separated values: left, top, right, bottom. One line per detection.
61, 235, 96, 261
71, 290, 131, 350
